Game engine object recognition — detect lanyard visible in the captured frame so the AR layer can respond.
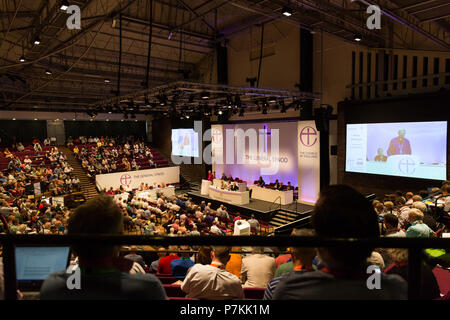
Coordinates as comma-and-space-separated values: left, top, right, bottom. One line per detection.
293, 265, 314, 271
210, 262, 226, 270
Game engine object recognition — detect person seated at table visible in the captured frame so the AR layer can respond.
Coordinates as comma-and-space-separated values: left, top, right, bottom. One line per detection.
274, 179, 283, 190
230, 182, 239, 192
220, 180, 228, 190
207, 170, 214, 182
227, 174, 234, 182
221, 173, 227, 181
286, 182, 294, 191
256, 176, 265, 187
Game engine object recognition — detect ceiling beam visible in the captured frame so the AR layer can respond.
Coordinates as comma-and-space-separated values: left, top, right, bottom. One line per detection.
121, 15, 214, 40
357, 0, 450, 49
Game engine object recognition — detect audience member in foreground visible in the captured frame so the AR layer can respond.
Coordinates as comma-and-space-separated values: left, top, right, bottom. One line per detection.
40, 196, 167, 300
384, 248, 440, 300
264, 229, 316, 300
241, 247, 276, 288
181, 246, 244, 300
272, 185, 407, 300
405, 209, 435, 238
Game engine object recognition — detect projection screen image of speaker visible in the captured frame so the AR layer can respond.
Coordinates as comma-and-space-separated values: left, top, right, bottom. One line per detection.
345, 121, 447, 180
171, 129, 200, 157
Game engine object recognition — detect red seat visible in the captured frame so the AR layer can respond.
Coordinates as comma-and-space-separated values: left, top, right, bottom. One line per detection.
163, 284, 184, 297
156, 275, 177, 284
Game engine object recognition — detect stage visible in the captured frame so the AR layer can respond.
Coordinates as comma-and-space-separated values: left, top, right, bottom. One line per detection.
186, 189, 314, 223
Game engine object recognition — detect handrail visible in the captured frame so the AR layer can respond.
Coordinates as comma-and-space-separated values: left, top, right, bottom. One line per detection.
1, 234, 449, 300
2, 234, 448, 247
269, 195, 282, 213
274, 213, 313, 234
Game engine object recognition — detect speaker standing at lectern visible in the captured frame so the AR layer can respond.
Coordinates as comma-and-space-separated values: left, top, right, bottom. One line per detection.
387, 129, 412, 156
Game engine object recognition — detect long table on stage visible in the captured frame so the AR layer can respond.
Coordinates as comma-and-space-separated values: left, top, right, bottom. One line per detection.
208, 185, 250, 205
249, 185, 294, 205
213, 179, 247, 192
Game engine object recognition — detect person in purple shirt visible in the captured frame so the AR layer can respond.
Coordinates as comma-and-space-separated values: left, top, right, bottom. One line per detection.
387, 129, 411, 156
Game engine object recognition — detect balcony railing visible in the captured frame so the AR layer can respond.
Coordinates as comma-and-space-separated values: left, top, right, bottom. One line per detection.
1, 234, 449, 300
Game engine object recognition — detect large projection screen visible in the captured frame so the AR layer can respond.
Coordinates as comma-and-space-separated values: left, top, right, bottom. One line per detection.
345, 121, 447, 180
171, 128, 199, 157
212, 121, 299, 187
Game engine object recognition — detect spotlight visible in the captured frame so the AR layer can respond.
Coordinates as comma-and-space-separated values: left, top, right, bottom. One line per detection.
45, 69, 52, 75
354, 34, 362, 42
33, 37, 41, 45
186, 115, 190, 119
282, 7, 292, 17
268, 97, 277, 103
218, 110, 223, 115
157, 94, 167, 106
201, 91, 210, 99
60, 0, 69, 11
104, 79, 110, 83
19, 55, 26, 63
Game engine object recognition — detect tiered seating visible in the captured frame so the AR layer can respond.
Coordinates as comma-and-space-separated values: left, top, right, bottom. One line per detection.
0, 145, 53, 172
73, 143, 170, 172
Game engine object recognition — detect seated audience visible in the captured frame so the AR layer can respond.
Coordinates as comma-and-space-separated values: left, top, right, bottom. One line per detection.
406, 209, 435, 238
40, 196, 167, 300
247, 214, 260, 234
225, 246, 242, 279
384, 248, 441, 300
272, 185, 407, 300
181, 246, 244, 300
241, 247, 276, 288
157, 246, 180, 274
264, 229, 316, 300
383, 214, 406, 237
149, 248, 167, 273
170, 245, 195, 280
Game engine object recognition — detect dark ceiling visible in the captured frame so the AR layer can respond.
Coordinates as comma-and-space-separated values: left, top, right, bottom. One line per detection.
0, 0, 449, 114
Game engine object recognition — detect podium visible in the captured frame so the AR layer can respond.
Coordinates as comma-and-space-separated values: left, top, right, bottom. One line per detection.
201, 179, 212, 195
233, 220, 250, 236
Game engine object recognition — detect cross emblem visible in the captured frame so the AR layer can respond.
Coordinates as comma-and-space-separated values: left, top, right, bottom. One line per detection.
398, 158, 415, 175
300, 126, 318, 147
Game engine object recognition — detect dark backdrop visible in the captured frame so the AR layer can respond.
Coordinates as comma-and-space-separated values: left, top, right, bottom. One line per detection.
337, 90, 450, 198
64, 120, 147, 141
0, 120, 47, 145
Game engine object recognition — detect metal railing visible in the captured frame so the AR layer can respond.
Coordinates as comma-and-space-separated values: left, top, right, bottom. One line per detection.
1, 234, 449, 300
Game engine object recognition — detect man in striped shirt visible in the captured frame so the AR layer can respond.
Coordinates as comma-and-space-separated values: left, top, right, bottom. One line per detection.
264, 228, 316, 300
